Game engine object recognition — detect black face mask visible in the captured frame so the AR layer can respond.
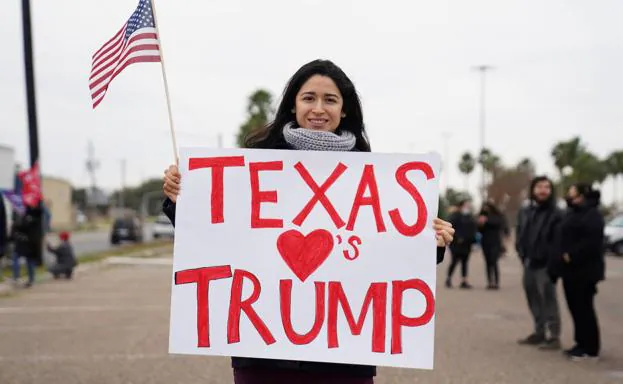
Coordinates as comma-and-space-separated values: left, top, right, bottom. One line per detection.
565, 197, 575, 208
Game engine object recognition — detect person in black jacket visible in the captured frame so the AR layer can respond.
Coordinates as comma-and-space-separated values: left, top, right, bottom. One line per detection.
558, 183, 605, 360
477, 201, 507, 290
515, 176, 563, 350
9, 209, 40, 288
161, 59, 455, 384
445, 199, 477, 289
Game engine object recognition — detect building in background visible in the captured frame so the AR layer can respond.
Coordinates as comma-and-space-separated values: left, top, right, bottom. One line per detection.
41, 176, 73, 231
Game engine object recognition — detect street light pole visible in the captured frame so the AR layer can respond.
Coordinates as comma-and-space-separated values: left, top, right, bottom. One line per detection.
473, 65, 493, 203
22, 0, 39, 169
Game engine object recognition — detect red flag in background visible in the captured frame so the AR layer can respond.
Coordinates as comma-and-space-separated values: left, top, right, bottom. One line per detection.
18, 162, 42, 208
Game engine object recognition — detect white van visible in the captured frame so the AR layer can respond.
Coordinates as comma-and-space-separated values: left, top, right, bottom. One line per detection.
605, 214, 623, 256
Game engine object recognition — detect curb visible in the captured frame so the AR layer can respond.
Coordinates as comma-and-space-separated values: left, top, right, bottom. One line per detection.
0, 245, 173, 298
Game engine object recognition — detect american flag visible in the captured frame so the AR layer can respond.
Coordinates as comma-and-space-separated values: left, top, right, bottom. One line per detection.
89, 0, 161, 108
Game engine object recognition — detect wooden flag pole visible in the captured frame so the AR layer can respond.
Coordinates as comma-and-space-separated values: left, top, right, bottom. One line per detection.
149, 0, 178, 162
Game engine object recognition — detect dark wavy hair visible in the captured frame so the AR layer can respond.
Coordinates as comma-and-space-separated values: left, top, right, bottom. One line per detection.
244, 59, 371, 152
572, 183, 601, 205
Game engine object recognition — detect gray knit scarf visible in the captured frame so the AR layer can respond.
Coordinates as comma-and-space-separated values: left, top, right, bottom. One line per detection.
283, 122, 356, 151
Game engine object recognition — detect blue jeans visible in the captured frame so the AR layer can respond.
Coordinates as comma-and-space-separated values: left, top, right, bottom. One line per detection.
12, 252, 35, 284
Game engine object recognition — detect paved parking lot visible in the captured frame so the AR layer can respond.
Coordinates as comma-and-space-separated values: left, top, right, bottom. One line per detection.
1, 252, 622, 383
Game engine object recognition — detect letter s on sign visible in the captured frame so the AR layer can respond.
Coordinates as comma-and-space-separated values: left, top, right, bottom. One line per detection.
388, 162, 435, 237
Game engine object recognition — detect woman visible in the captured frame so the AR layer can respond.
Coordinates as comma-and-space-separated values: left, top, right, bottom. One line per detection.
162, 59, 455, 384
445, 199, 477, 289
559, 183, 605, 361
477, 201, 506, 290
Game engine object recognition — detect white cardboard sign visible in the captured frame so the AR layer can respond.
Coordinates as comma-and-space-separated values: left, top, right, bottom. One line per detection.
169, 147, 441, 370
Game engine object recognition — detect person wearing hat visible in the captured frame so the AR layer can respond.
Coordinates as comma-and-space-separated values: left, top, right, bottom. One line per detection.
46, 231, 77, 279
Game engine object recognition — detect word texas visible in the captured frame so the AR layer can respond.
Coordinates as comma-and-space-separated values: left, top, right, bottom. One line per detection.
186, 156, 435, 236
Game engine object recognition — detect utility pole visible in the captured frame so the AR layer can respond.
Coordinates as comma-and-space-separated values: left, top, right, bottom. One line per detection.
22, 0, 39, 169
441, 131, 453, 193
21, 0, 43, 265
473, 65, 493, 203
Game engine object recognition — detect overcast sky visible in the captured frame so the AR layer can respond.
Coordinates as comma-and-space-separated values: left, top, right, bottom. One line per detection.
1, 0, 622, 203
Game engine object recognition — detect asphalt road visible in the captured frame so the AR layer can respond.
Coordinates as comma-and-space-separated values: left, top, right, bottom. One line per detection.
0, 250, 622, 383
65, 223, 155, 257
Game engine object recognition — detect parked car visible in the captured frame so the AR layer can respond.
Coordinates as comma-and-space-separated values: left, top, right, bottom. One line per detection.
152, 214, 174, 238
110, 216, 143, 245
605, 214, 623, 256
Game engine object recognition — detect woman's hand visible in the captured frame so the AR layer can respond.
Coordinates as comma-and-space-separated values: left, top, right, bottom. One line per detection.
163, 164, 181, 203
434, 218, 454, 247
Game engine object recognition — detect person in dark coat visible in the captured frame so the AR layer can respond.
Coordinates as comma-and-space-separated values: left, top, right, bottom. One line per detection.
445, 199, 477, 289
160, 59, 455, 384
515, 176, 563, 350
477, 201, 506, 289
46, 231, 77, 279
9, 209, 39, 287
557, 183, 605, 360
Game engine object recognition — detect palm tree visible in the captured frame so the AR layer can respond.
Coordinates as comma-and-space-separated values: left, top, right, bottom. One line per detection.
458, 152, 476, 192
551, 137, 585, 191
516, 158, 536, 177
237, 89, 274, 147
606, 151, 623, 207
570, 152, 608, 187
478, 148, 502, 198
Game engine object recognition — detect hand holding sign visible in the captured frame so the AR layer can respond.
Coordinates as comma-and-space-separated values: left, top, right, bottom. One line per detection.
163, 164, 181, 203
433, 218, 454, 247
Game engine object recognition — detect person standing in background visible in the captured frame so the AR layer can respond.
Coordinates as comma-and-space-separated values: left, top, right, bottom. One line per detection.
478, 201, 506, 290
446, 199, 477, 289
558, 183, 605, 361
516, 176, 563, 350
9, 210, 38, 288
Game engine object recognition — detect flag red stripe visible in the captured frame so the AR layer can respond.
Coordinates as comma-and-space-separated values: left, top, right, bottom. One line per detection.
90, 32, 158, 80
91, 55, 161, 109
89, 44, 160, 90
91, 42, 125, 77
109, 55, 161, 83
92, 24, 126, 61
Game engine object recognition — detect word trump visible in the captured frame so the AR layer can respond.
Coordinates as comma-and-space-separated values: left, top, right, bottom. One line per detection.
174, 265, 435, 355
188, 156, 435, 237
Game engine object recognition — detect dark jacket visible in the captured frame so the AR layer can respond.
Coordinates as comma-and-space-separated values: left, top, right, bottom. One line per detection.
47, 241, 77, 269
9, 210, 39, 260
515, 176, 563, 272
448, 211, 477, 256
478, 210, 505, 255
559, 198, 605, 282
162, 140, 446, 378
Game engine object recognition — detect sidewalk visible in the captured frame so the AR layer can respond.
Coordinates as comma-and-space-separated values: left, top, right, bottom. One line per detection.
0, 250, 621, 383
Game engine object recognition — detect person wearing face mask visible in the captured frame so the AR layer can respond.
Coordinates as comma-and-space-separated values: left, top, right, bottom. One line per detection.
445, 199, 477, 289
515, 176, 563, 350
161, 59, 455, 384
558, 183, 605, 361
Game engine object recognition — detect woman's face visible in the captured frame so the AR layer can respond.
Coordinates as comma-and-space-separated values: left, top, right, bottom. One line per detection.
568, 186, 583, 205
294, 75, 344, 132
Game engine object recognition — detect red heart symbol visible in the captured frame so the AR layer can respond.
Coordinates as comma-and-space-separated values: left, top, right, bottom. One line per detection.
277, 229, 334, 282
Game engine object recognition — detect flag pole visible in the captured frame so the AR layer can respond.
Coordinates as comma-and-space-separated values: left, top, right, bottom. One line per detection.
149, 0, 178, 162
